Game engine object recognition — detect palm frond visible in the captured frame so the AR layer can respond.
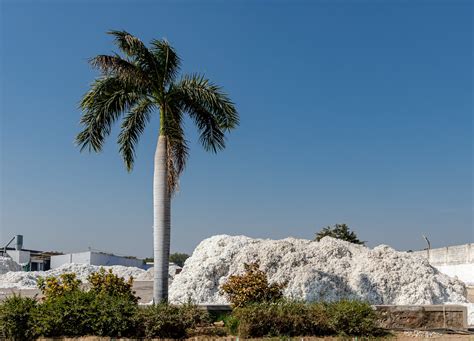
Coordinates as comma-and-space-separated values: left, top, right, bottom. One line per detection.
107, 30, 160, 80
118, 98, 155, 171
177, 74, 239, 130
172, 75, 238, 152
76, 76, 143, 152
89, 54, 150, 88
150, 39, 181, 87
161, 104, 188, 193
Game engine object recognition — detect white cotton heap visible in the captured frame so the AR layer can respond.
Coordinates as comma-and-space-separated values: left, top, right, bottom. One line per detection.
0, 257, 21, 275
0, 262, 183, 289
0, 263, 147, 289
169, 235, 468, 307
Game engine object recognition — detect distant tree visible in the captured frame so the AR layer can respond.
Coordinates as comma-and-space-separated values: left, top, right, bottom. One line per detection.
169, 253, 189, 267
315, 224, 364, 245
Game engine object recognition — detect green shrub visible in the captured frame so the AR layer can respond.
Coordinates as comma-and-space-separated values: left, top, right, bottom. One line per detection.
231, 300, 379, 338
222, 314, 239, 335
233, 300, 331, 338
326, 300, 379, 336
138, 303, 208, 339
0, 295, 37, 340
220, 262, 286, 307
37, 273, 82, 299
88, 267, 138, 303
34, 290, 138, 337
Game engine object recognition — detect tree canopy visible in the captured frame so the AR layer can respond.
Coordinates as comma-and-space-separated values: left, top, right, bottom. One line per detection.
315, 224, 364, 245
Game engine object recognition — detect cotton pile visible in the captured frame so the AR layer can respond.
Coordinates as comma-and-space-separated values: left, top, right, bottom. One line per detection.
0, 257, 21, 275
169, 235, 467, 307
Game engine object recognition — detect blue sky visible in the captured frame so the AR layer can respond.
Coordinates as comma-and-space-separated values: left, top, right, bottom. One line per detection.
0, 1, 472, 257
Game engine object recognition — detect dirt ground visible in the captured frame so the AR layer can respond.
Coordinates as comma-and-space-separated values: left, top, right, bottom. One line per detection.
34, 332, 474, 340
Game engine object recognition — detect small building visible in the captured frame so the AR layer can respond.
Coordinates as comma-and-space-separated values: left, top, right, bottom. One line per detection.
2, 235, 59, 271
50, 251, 146, 269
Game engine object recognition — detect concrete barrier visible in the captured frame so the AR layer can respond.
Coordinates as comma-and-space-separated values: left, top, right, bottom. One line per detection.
374, 305, 468, 330
199, 304, 469, 331
412, 243, 474, 266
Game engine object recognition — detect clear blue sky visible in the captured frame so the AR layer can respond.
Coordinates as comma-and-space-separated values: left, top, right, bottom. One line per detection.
0, 1, 472, 258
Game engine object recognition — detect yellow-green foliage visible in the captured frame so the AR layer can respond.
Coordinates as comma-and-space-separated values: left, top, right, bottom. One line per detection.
37, 273, 81, 299
220, 262, 286, 307
88, 268, 138, 303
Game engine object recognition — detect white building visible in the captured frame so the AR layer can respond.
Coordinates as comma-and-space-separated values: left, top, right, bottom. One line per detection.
50, 251, 146, 269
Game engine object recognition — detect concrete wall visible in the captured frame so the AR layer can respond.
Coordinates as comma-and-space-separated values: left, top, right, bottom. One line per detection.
6, 250, 30, 265
412, 243, 474, 266
50, 252, 92, 269
375, 305, 468, 330
50, 251, 144, 269
90, 252, 144, 268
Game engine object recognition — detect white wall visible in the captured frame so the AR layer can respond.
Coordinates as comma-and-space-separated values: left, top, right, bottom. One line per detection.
50, 252, 92, 269
413, 243, 474, 266
90, 253, 144, 268
50, 251, 145, 269
412, 243, 474, 287
6, 250, 30, 265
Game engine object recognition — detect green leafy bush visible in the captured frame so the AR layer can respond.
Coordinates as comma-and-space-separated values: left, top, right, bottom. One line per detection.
138, 303, 208, 339
88, 267, 138, 303
0, 295, 37, 341
222, 314, 239, 335
231, 300, 379, 338
37, 273, 82, 299
326, 299, 379, 336
34, 290, 138, 337
220, 262, 286, 307
233, 300, 331, 338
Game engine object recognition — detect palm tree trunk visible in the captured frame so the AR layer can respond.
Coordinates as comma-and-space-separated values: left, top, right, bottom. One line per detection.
153, 134, 170, 303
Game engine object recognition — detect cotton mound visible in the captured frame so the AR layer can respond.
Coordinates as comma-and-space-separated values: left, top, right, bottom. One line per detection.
0, 263, 147, 289
0, 262, 183, 289
0, 257, 21, 275
169, 235, 468, 307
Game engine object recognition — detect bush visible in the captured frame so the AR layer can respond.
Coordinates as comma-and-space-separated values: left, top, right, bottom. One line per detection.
0, 295, 37, 340
233, 301, 331, 338
37, 273, 82, 299
326, 299, 379, 336
222, 314, 239, 335
230, 300, 379, 338
34, 290, 138, 337
138, 303, 208, 339
220, 262, 286, 307
88, 267, 138, 303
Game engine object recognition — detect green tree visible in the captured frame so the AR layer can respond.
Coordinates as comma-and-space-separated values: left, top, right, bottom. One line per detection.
76, 31, 238, 302
169, 253, 189, 267
315, 224, 364, 245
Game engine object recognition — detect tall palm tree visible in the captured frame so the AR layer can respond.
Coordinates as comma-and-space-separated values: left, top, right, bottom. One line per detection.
76, 31, 239, 302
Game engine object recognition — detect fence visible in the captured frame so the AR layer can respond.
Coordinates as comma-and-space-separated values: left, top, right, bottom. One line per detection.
412, 243, 474, 266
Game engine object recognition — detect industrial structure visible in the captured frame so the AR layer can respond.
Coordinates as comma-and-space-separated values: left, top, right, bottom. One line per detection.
50, 251, 146, 269
1, 235, 60, 271
1, 235, 147, 271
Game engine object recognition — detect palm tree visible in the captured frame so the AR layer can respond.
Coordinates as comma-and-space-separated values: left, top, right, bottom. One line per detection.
76, 31, 239, 302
